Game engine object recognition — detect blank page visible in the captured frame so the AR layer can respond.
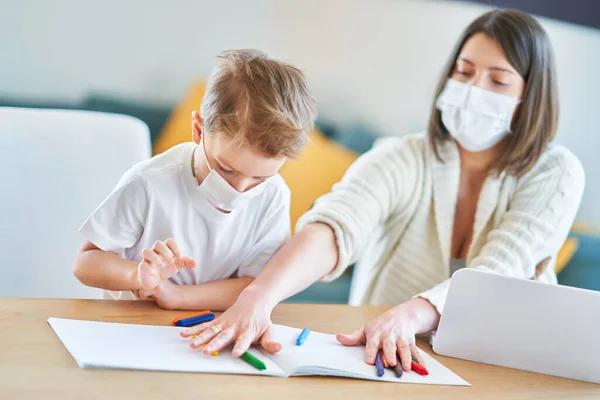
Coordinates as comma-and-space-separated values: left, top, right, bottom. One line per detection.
48, 318, 284, 376
264, 324, 469, 385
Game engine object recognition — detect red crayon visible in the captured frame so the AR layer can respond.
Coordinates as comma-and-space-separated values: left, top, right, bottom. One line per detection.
411, 359, 429, 376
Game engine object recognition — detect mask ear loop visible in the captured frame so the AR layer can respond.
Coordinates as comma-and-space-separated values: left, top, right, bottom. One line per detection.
192, 135, 213, 184
200, 135, 213, 171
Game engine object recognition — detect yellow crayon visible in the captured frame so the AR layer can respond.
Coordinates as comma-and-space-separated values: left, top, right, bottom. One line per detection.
200, 344, 219, 356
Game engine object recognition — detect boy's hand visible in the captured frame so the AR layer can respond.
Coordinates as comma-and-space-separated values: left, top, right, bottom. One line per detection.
137, 279, 183, 310
137, 238, 196, 290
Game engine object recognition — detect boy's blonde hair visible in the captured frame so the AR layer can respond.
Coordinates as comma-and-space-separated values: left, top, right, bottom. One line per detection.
200, 49, 317, 159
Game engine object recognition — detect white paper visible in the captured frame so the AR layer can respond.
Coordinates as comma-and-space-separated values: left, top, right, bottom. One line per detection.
47, 318, 284, 376
48, 318, 469, 386
264, 324, 469, 385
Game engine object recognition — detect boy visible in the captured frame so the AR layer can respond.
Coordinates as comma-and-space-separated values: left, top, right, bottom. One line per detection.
73, 49, 317, 311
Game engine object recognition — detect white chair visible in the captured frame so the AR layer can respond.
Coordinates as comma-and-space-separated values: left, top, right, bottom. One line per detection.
0, 107, 151, 298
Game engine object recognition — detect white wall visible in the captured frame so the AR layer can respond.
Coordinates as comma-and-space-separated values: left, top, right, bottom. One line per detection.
0, 0, 276, 103
1, 0, 598, 224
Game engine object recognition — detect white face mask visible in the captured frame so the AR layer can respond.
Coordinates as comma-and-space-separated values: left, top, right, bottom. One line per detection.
194, 138, 267, 212
436, 78, 520, 152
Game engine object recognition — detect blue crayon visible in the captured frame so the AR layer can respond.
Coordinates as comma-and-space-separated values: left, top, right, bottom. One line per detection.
296, 328, 311, 346
375, 352, 385, 377
176, 313, 215, 327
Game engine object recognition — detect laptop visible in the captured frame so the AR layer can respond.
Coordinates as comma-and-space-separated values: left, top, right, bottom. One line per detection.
433, 269, 600, 384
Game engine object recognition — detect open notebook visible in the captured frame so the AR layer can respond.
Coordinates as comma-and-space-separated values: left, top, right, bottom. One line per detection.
48, 318, 469, 386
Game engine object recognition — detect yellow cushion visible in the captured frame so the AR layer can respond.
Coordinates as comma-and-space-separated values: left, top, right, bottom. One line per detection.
555, 237, 579, 274
280, 130, 359, 230
554, 220, 600, 274
153, 81, 206, 155
571, 220, 600, 236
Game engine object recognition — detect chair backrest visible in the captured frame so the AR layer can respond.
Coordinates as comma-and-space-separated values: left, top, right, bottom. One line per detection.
0, 107, 151, 298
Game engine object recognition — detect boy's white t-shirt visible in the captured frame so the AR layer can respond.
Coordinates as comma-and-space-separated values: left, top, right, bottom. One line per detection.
80, 142, 291, 300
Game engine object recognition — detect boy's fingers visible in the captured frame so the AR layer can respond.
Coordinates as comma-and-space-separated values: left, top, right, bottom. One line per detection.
182, 257, 196, 268
175, 257, 196, 269
141, 248, 162, 267
152, 241, 174, 262
164, 238, 181, 259
137, 261, 160, 290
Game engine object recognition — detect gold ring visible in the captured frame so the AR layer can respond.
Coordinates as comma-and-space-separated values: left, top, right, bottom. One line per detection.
211, 325, 222, 334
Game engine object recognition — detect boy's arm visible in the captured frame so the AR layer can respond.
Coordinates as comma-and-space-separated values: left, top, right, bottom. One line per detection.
159, 277, 253, 311
74, 174, 149, 291
76, 238, 197, 293
73, 241, 141, 291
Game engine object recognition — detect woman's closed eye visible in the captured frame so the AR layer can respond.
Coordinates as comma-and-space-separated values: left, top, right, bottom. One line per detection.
455, 70, 510, 87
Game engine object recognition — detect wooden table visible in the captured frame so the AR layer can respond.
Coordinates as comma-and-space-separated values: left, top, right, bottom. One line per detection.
1, 299, 598, 399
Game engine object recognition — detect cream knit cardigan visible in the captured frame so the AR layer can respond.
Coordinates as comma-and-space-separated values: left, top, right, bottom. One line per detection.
296, 134, 585, 312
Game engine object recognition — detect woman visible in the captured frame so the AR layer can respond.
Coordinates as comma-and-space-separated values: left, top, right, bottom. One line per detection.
183, 9, 585, 371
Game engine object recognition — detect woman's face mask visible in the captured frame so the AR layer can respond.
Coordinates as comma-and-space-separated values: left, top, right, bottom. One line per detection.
437, 33, 525, 152
436, 78, 520, 152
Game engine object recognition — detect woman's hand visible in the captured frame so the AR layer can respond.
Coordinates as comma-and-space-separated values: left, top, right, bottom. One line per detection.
336, 298, 439, 370
179, 288, 282, 357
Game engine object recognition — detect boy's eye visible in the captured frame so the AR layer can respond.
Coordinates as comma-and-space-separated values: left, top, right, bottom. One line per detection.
218, 165, 234, 174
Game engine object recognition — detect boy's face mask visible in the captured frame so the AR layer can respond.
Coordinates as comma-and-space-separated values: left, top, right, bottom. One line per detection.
436, 78, 520, 152
195, 137, 269, 213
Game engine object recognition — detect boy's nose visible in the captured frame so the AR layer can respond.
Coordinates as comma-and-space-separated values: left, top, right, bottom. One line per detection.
231, 178, 257, 193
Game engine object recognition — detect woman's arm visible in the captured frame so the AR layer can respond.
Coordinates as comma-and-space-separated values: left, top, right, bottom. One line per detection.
181, 138, 421, 356
239, 223, 339, 309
